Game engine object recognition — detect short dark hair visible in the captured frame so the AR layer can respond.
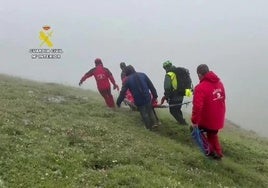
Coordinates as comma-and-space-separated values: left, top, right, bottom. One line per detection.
197, 64, 209, 76
95, 58, 103, 66
125, 65, 136, 76
120, 62, 126, 69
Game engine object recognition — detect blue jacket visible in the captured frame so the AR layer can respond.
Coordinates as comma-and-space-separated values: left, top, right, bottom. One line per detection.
117, 72, 158, 106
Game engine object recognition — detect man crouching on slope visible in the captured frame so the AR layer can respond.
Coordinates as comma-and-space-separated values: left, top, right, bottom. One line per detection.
116, 65, 158, 130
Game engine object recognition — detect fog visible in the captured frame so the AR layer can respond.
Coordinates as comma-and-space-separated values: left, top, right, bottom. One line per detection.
1, 0, 268, 137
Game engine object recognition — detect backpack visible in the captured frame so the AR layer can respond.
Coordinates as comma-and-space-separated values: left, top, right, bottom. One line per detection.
172, 67, 192, 96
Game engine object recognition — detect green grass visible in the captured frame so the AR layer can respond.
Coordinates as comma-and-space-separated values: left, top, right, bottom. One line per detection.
0, 74, 267, 188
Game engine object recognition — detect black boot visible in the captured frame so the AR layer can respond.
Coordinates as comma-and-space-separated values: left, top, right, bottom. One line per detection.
179, 119, 188, 126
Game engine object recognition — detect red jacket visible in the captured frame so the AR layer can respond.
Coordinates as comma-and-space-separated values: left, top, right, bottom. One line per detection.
80, 64, 116, 91
191, 71, 226, 130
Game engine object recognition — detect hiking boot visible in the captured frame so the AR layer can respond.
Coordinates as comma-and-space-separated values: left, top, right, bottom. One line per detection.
213, 154, 222, 160
178, 121, 188, 126
207, 152, 222, 160
152, 124, 159, 128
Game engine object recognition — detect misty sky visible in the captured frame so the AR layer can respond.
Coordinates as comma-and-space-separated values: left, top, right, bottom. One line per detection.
1, 0, 268, 137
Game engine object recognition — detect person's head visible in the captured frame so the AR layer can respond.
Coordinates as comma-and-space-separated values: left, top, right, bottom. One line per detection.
95, 58, 103, 66
162, 60, 173, 71
120, 62, 126, 70
197, 64, 209, 80
125, 65, 136, 76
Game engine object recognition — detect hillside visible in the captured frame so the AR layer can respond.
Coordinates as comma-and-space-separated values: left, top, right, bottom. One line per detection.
0, 74, 267, 188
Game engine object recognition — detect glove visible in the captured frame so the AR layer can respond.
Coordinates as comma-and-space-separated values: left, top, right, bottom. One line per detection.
160, 96, 167, 105
113, 84, 119, 91
151, 98, 158, 107
79, 81, 83, 86
185, 89, 193, 97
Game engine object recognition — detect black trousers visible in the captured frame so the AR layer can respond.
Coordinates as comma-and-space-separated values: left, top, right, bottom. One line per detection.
168, 95, 187, 124
137, 103, 157, 130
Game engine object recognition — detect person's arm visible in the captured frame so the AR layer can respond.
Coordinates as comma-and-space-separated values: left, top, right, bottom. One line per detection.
116, 80, 129, 107
79, 68, 94, 86
145, 75, 158, 99
105, 68, 119, 90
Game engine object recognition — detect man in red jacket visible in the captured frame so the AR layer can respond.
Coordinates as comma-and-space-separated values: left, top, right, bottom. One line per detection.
79, 58, 119, 108
191, 64, 226, 160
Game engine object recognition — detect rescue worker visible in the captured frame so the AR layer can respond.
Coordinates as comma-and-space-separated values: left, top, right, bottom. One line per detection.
79, 58, 119, 108
116, 65, 158, 130
191, 64, 226, 160
162, 61, 188, 125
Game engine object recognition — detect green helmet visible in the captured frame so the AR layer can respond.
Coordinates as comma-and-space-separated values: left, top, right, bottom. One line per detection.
163, 60, 172, 69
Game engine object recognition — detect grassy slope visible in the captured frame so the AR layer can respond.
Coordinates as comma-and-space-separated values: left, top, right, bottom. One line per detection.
0, 74, 267, 188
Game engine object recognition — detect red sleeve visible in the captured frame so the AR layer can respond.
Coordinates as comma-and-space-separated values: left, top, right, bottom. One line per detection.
104, 68, 116, 85
80, 68, 95, 83
191, 85, 205, 124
